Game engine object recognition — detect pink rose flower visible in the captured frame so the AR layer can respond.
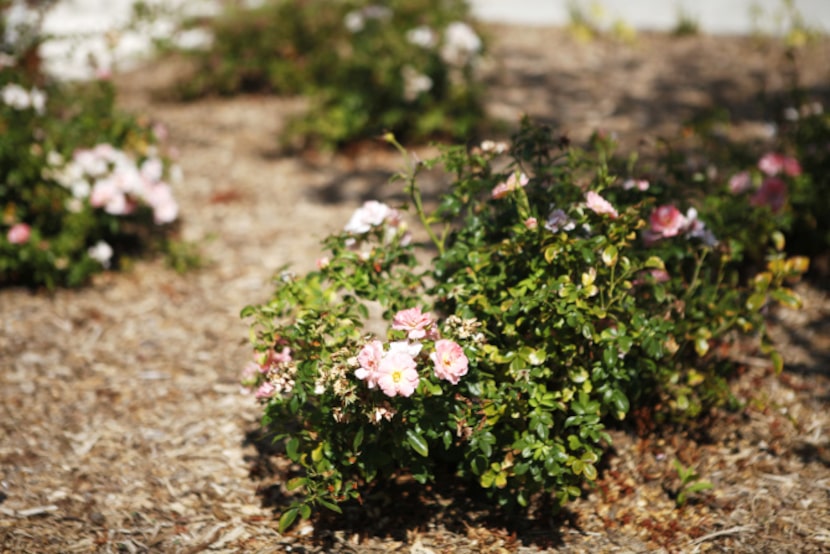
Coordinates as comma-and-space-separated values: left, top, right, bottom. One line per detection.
633, 268, 671, 287
781, 156, 802, 177
758, 153, 802, 177
7, 223, 31, 244
355, 340, 384, 388
750, 177, 788, 213
392, 307, 436, 340
376, 351, 420, 397
758, 152, 784, 176
255, 381, 276, 400
145, 182, 179, 224
430, 339, 468, 384
491, 171, 529, 199
585, 191, 618, 218
241, 361, 260, 386
728, 171, 752, 194
524, 217, 538, 230
649, 205, 688, 238
622, 179, 649, 191
269, 346, 292, 366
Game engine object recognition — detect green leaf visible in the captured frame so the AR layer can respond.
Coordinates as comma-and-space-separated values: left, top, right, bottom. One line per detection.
694, 335, 710, 357
406, 429, 429, 457
601, 244, 618, 267
770, 350, 784, 373
285, 437, 299, 461
278, 507, 299, 533
582, 463, 598, 481
317, 498, 343, 513
285, 477, 305, 491
746, 292, 767, 311
686, 481, 714, 494
610, 390, 629, 416
353, 427, 364, 451
644, 256, 665, 270
770, 288, 802, 309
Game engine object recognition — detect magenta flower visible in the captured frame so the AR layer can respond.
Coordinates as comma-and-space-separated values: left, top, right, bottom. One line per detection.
649, 205, 688, 239
491, 171, 529, 199
758, 153, 783, 176
430, 339, 469, 385
750, 177, 788, 213
7, 223, 31, 244
376, 351, 420, 397
392, 307, 436, 340
355, 340, 384, 388
782, 157, 802, 177
585, 191, 618, 218
758, 153, 802, 177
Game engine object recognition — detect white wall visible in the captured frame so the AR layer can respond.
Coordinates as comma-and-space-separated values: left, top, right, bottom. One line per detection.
470, 0, 830, 35
32, 0, 830, 80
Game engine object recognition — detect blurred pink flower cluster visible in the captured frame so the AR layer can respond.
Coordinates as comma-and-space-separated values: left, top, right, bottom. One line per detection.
242, 346, 296, 400
491, 171, 529, 199
729, 152, 801, 214
48, 144, 179, 224
643, 205, 717, 246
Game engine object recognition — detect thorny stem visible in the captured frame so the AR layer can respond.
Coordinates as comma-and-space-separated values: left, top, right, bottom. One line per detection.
384, 134, 445, 256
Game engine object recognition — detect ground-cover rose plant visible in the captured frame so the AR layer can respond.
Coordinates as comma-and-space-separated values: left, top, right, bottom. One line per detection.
242, 119, 807, 530
170, 0, 486, 148
0, 10, 184, 288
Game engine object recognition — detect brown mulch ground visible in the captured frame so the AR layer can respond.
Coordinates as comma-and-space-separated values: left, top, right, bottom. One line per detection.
2, 25, 830, 553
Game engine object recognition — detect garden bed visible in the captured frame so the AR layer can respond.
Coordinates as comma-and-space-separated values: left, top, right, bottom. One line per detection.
1, 25, 829, 553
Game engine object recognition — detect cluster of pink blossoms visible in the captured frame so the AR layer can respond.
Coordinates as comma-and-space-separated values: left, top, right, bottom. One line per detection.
242, 346, 296, 400
729, 152, 801, 214
6, 223, 31, 245
585, 191, 619, 219
491, 171, 529, 199
48, 144, 179, 225
643, 205, 717, 246
355, 307, 469, 398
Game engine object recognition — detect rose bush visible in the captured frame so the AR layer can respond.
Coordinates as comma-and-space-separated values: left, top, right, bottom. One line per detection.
1, 4, 185, 288
170, 0, 486, 148
242, 119, 807, 530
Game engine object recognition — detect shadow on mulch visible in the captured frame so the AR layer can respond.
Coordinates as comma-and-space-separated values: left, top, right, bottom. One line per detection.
242, 427, 579, 550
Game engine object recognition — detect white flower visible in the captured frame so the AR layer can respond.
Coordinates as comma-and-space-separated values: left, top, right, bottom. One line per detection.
88, 241, 114, 267
70, 179, 91, 199
480, 140, 508, 154
29, 88, 46, 114
344, 11, 365, 32
2, 84, 31, 110
402, 65, 433, 101
441, 22, 481, 66
344, 200, 393, 234
406, 25, 436, 48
